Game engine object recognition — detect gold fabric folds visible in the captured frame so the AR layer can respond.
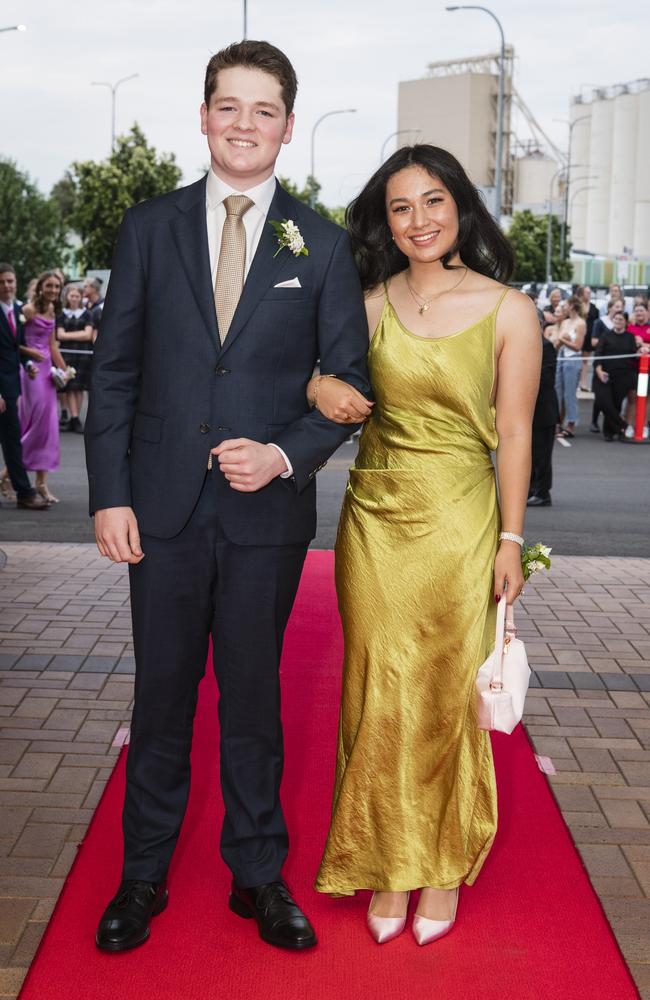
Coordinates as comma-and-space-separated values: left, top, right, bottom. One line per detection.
316, 293, 505, 895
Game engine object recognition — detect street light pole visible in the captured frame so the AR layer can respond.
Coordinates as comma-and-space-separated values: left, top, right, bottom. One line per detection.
243, 0, 247, 39
546, 167, 566, 283
309, 109, 356, 208
91, 73, 139, 152
446, 5, 506, 220
0, 24, 26, 33
380, 129, 422, 162
545, 164, 584, 282
569, 185, 596, 210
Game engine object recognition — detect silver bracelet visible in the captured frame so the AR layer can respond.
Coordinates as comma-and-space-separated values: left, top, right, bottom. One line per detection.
499, 531, 524, 546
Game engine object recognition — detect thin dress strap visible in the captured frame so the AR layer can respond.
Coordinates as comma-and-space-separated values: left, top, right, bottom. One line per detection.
492, 286, 511, 316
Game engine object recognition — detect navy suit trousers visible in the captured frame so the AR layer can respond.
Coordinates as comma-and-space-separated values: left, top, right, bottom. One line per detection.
0, 397, 32, 498
123, 468, 308, 887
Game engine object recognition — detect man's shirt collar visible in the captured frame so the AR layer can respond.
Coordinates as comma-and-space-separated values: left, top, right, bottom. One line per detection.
206, 168, 276, 216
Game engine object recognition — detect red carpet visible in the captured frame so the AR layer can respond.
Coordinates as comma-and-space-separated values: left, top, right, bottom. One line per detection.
20, 551, 639, 1000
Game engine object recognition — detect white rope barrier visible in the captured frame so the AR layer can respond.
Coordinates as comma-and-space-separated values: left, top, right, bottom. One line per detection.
556, 353, 643, 362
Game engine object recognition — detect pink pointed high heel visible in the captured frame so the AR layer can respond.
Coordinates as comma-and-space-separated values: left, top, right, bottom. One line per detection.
367, 891, 410, 944
412, 887, 459, 946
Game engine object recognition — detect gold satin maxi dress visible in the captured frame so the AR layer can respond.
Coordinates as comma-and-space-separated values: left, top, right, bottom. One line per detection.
316, 286, 510, 896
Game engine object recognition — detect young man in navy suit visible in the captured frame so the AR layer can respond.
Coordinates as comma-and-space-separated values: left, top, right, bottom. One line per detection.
0, 264, 49, 510
87, 41, 370, 952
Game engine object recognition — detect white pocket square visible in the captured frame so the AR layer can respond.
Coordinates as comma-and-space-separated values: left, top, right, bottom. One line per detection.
273, 277, 302, 288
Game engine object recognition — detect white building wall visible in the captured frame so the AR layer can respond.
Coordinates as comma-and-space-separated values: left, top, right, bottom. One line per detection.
568, 110, 591, 250
585, 98, 614, 253
397, 73, 495, 187
608, 92, 637, 254
513, 154, 557, 212
633, 87, 650, 256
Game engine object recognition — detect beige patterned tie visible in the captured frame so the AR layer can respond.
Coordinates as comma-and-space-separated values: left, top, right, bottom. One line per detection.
214, 195, 254, 344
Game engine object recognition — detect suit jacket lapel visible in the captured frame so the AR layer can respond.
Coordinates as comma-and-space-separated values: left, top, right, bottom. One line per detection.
217, 182, 297, 359
169, 176, 220, 351
0, 305, 17, 346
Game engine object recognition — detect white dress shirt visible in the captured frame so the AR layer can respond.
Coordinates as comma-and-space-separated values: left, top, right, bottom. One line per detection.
205, 168, 293, 478
0, 299, 15, 322
206, 169, 277, 285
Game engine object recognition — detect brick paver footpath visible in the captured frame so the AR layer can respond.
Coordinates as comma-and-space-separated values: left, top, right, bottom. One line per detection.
0, 544, 649, 999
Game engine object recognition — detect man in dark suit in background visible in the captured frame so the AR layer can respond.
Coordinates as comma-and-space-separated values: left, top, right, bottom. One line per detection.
86, 41, 370, 953
82, 277, 104, 332
528, 322, 560, 507
0, 263, 48, 510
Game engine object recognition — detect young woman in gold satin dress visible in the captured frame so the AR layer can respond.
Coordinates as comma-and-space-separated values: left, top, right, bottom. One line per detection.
310, 146, 541, 944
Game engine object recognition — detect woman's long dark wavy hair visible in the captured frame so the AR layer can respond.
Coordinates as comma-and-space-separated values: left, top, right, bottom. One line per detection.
346, 144, 515, 291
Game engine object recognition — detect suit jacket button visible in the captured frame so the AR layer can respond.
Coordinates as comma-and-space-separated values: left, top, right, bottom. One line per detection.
215, 366, 229, 376
199, 423, 210, 434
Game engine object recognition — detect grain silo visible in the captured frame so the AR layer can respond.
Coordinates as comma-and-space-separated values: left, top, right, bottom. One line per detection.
568, 79, 650, 257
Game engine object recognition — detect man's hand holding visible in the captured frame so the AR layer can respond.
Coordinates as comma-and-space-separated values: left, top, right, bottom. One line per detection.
94, 507, 144, 564
212, 439, 287, 492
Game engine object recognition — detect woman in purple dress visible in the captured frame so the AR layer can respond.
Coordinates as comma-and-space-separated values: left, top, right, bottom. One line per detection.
19, 271, 66, 504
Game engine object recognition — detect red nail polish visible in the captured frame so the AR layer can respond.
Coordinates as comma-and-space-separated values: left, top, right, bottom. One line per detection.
495, 594, 501, 603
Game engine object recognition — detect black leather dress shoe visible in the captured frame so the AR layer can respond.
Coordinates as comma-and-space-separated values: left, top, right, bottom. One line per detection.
16, 492, 49, 510
526, 495, 552, 507
229, 880, 317, 950
96, 879, 168, 952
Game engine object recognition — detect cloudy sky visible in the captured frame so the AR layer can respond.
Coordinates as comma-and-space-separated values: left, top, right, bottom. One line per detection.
2, 0, 645, 205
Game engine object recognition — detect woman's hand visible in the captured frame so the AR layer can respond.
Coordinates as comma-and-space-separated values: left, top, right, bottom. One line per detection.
544, 326, 560, 348
50, 331, 66, 370
494, 541, 525, 604
308, 376, 374, 424
20, 347, 45, 362
596, 367, 609, 383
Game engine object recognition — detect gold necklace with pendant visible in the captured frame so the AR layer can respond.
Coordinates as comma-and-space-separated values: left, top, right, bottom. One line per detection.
405, 267, 468, 315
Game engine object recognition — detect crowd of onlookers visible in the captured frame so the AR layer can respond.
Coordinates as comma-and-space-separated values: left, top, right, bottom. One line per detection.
524, 282, 649, 509
0, 262, 103, 509
532, 282, 649, 441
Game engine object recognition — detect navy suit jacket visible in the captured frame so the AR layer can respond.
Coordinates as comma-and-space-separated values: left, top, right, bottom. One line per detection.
85, 176, 370, 544
0, 302, 26, 400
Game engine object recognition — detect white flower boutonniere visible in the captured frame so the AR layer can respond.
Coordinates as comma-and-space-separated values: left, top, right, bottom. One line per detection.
270, 218, 309, 258
18, 313, 26, 324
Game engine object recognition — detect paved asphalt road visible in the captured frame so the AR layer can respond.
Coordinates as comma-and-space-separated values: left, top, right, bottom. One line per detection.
1, 397, 648, 556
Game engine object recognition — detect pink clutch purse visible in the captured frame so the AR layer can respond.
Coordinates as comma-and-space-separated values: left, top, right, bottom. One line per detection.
476, 595, 530, 734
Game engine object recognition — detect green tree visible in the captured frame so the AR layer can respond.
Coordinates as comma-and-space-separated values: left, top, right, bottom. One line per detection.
278, 175, 346, 228
507, 209, 572, 283
0, 159, 68, 295
65, 124, 182, 271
